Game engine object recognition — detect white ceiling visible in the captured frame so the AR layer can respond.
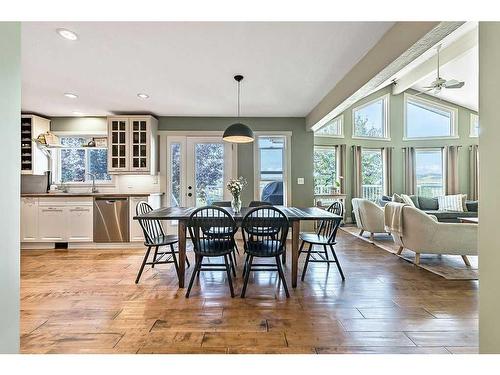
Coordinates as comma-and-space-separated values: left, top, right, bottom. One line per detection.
21, 22, 394, 117
412, 46, 478, 111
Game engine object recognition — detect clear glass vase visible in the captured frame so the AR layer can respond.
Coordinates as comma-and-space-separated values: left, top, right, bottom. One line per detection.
231, 194, 242, 213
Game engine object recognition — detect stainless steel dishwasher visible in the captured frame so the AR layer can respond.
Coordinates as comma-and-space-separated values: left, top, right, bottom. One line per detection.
93, 197, 129, 242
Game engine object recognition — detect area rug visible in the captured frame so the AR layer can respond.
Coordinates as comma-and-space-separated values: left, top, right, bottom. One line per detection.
340, 225, 478, 280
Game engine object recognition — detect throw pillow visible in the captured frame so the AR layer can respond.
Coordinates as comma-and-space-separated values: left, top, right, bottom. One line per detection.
392, 193, 404, 203
437, 194, 465, 212
401, 194, 416, 208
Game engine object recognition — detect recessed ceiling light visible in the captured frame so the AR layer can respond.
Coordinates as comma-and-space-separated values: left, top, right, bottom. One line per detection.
64, 93, 78, 99
137, 93, 150, 99
56, 28, 78, 41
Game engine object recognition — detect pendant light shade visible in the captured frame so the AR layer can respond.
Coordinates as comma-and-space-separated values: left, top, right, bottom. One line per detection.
223, 75, 254, 143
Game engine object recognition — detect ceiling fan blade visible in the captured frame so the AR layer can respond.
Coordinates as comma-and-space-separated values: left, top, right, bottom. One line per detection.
422, 85, 436, 89
444, 79, 465, 89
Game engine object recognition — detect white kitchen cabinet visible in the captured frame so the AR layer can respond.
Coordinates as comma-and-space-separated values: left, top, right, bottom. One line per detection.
21, 197, 39, 242
21, 115, 50, 175
67, 199, 93, 242
129, 196, 148, 242
107, 115, 158, 175
38, 204, 67, 242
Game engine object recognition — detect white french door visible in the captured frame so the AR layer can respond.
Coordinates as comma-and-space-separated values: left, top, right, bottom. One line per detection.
166, 135, 235, 233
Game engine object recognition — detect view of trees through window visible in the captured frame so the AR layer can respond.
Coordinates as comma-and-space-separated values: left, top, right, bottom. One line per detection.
170, 143, 181, 207
313, 147, 336, 195
194, 143, 224, 206
361, 148, 384, 201
315, 116, 342, 137
415, 149, 444, 197
353, 97, 386, 138
59, 137, 111, 183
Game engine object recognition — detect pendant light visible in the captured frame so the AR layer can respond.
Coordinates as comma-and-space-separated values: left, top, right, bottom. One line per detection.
223, 75, 254, 143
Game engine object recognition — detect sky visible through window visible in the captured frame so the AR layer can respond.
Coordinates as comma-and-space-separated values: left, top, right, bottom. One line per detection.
354, 99, 385, 138
407, 99, 452, 138
415, 149, 444, 197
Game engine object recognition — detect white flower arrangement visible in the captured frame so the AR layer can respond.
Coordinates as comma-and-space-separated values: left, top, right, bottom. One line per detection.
227, 176, 247, 196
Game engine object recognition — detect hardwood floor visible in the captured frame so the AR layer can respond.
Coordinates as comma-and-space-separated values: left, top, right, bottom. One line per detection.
20, 231, 478, 354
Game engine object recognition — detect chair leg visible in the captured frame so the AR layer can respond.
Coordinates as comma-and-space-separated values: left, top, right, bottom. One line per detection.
370, 232, 374, 242
329, 244, 345, 281
151, 246, 159, 268
396, 246, 403, 255
136, 246, 152, 284
224, 254, 235, 298
282, 247, 286, 265
185, 251, 191, 268
298, 240, 305, 255
414, 253, 421, 265
186, 256, 202, 298
461, 255, 471, 267
229, 252, 237, 277
242, 254, 250, 277
359, 229, 364, 236
275, 256, 290, 298
170, 244, 180, 277
301, 243, 313, 281
323, 244, 330, 263
241, 255, 253, 298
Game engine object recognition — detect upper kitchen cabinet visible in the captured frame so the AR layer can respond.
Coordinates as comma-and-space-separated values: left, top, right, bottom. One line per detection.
107, 115, 158, 175
21, 114, 50, 175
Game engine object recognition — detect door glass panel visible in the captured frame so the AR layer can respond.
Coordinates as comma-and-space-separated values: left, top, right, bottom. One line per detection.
194, 143, 224, 206
170, 143, 181, 207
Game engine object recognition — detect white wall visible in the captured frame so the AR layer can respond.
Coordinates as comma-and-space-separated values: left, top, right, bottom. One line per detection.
0, 22, 21, 353
479, 22, 500, 353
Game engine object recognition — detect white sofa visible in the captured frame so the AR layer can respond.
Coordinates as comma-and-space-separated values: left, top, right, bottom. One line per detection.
388, 205, 477, 266
351, 198, 388, 241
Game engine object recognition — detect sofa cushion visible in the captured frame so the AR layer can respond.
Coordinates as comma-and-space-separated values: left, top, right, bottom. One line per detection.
466, 200, 478, 212
424, 210, 477, 223
401, 194, 416, 207
438, 194, 466, 212
392, 193, 404, 203
417, 196, 438, 210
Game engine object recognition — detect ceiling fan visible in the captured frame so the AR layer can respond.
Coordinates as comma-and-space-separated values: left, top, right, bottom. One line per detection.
416, 45, 465, 96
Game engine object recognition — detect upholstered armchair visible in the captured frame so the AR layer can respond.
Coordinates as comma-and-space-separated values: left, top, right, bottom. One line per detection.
392, 205, 477, 266
351, 198, 387, 241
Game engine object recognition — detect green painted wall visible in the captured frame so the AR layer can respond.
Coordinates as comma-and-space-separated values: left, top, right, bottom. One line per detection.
49, 116, 313, 207
0, 22, 21, 353
315, 85, 479, 218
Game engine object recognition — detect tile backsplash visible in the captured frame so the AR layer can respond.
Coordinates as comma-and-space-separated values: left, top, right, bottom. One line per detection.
57, 174, 161, 194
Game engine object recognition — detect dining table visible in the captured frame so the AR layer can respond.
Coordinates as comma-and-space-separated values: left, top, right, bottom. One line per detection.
134, 206, 342, 288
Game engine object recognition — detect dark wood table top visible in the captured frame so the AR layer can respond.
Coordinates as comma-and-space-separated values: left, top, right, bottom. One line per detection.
134, 206, 342, 222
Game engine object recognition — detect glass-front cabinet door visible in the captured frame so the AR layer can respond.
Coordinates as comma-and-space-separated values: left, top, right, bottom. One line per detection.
108, 118, 129, 172
130, 118, 150, 172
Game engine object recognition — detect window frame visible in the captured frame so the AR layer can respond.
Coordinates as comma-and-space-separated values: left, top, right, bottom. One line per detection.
360, 147, 386, 201
253, 132, 292, 206
470, 113, 479, 138
403, 93, 458, 141
414, 147, 445, 198
313, 145, 338, 195
352, 93, 390, 141
314, 115, 344, 138
52, 132, 115, 186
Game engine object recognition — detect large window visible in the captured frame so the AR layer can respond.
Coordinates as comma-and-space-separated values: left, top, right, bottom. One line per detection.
255, 135, 289, 205
313, 146, 336, 195
353, 95, 389, 139
361, 148, 384, 201
470, 113, 479, 138
315, 115, 343, 137
57, 136, 111, 184
404, 94, 457, 139
415, 148, 444, 198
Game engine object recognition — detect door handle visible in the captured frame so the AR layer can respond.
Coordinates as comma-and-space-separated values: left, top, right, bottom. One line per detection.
188, 186, 192, 190
187, 193, 192, 197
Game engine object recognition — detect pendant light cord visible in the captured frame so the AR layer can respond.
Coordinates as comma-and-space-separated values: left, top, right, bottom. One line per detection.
237, 80, 241, 118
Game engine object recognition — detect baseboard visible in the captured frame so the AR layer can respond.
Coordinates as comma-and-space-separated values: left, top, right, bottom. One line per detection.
21, 242, 145, 250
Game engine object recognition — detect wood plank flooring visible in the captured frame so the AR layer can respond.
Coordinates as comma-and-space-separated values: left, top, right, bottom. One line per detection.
20, 231, 478, 354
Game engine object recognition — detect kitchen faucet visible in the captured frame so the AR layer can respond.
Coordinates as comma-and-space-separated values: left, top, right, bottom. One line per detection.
86, 173, 98, 193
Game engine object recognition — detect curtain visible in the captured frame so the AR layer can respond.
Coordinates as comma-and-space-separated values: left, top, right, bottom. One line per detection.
336, 144, 347, 194
382, 147, 393, 196
403, 147, 416, 195
352, 145, 362, 198
445, 145, 460, 195
469, 144, 479, 200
